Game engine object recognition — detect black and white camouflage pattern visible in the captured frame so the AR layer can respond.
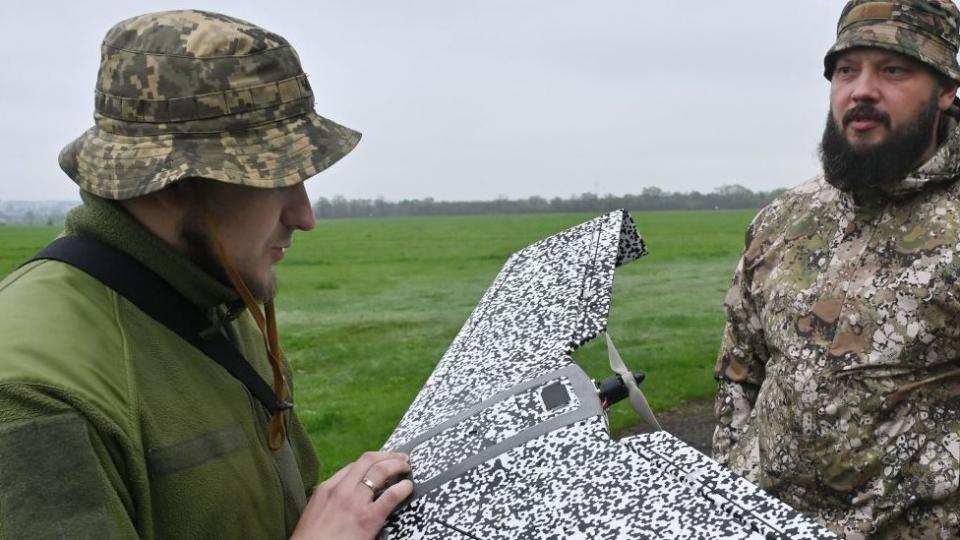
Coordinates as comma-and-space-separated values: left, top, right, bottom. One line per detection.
409, 377, 581, 484
381, 210, 836, 539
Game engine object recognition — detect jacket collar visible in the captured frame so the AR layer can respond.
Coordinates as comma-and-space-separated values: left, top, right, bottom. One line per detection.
870, 102, 960, 199
64, 192, 241, 313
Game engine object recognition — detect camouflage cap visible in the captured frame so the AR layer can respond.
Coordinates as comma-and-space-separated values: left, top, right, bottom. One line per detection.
58, 10, 361, 200
824, 0, 960, 83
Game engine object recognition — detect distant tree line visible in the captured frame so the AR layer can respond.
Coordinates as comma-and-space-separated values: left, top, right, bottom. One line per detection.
0, 201, 77, 227
313, 184, 788, 219
0, 185, 786, 224
0, 213, 68, 227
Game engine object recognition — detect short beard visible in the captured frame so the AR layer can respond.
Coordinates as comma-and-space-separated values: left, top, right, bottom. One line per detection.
180, 209, 277, 303
819, 91, 940, 201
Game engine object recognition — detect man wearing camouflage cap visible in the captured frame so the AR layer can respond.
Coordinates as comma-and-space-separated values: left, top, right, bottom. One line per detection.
713, 1, 960, 538
0, 10, 409, 539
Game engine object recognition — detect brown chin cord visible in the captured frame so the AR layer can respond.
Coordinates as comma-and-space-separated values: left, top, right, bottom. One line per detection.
205, 218, 289, 451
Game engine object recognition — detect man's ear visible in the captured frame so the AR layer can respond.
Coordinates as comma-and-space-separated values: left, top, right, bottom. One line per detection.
938, 83, 958, 111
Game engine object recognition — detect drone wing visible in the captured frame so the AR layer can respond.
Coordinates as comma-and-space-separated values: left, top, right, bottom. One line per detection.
381, 211, 835, 540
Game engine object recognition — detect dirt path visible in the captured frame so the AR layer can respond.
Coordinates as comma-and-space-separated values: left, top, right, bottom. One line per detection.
620, 398, 716, 456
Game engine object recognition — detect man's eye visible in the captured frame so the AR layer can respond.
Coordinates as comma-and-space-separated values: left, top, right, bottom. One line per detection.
835, 66, 855, 76
884, 66, 908, 75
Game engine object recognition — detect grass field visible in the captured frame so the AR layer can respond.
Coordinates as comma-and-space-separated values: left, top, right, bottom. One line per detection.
0, 209, 756, 478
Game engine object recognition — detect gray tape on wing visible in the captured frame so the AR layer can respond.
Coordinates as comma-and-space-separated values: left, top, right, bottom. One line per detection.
394, 364, 602, 500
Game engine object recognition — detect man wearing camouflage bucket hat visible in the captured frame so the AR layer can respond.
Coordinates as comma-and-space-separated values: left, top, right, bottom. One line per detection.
0, 10, 410, 540
713, 1, 960, 538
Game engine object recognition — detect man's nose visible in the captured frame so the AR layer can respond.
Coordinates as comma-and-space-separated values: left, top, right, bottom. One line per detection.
850, 69, 881, 103
281, 183, 316, 231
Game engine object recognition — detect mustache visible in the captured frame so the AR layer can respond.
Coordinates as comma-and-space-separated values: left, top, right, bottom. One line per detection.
841, 104, 891, 128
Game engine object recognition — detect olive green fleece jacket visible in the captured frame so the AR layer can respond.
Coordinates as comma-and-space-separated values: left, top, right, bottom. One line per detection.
0, 194, 319, 539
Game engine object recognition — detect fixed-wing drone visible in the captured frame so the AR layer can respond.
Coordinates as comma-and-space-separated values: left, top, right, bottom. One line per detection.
381, 211, 837, 539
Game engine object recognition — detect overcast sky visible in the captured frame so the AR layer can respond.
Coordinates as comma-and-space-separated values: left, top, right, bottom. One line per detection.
0, 1, 841, 202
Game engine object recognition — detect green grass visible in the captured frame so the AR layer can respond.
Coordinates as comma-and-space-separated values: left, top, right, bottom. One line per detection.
0, 226, 61, 275
0, 210, 757, 478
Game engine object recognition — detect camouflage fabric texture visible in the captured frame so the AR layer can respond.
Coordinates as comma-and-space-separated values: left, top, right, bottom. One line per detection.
59, 10, 360, 200
824, 0, 960, 83
713, 117, 960, 539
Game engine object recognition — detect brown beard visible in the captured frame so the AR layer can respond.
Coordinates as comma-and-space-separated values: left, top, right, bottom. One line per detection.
819, 90, 940, 203
179, 206, 277, 303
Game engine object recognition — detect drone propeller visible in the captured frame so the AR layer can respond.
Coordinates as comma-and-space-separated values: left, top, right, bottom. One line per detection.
605, 333, 662, 431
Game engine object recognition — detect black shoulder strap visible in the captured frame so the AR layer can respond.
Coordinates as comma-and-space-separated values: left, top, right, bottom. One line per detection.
27, 236, 290, 416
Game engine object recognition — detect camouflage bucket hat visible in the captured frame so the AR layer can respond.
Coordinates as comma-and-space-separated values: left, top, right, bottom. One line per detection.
824, 0, 960, 83
59, 10, 361, 200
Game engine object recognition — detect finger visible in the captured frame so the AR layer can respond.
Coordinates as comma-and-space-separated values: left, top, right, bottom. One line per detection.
361, 457, 412, 490
356, 459, 411, 502
372, 479, 414, 518
344, 451, 409, 486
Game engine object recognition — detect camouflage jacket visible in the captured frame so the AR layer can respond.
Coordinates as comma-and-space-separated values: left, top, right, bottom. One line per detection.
713, 126, 960, 538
